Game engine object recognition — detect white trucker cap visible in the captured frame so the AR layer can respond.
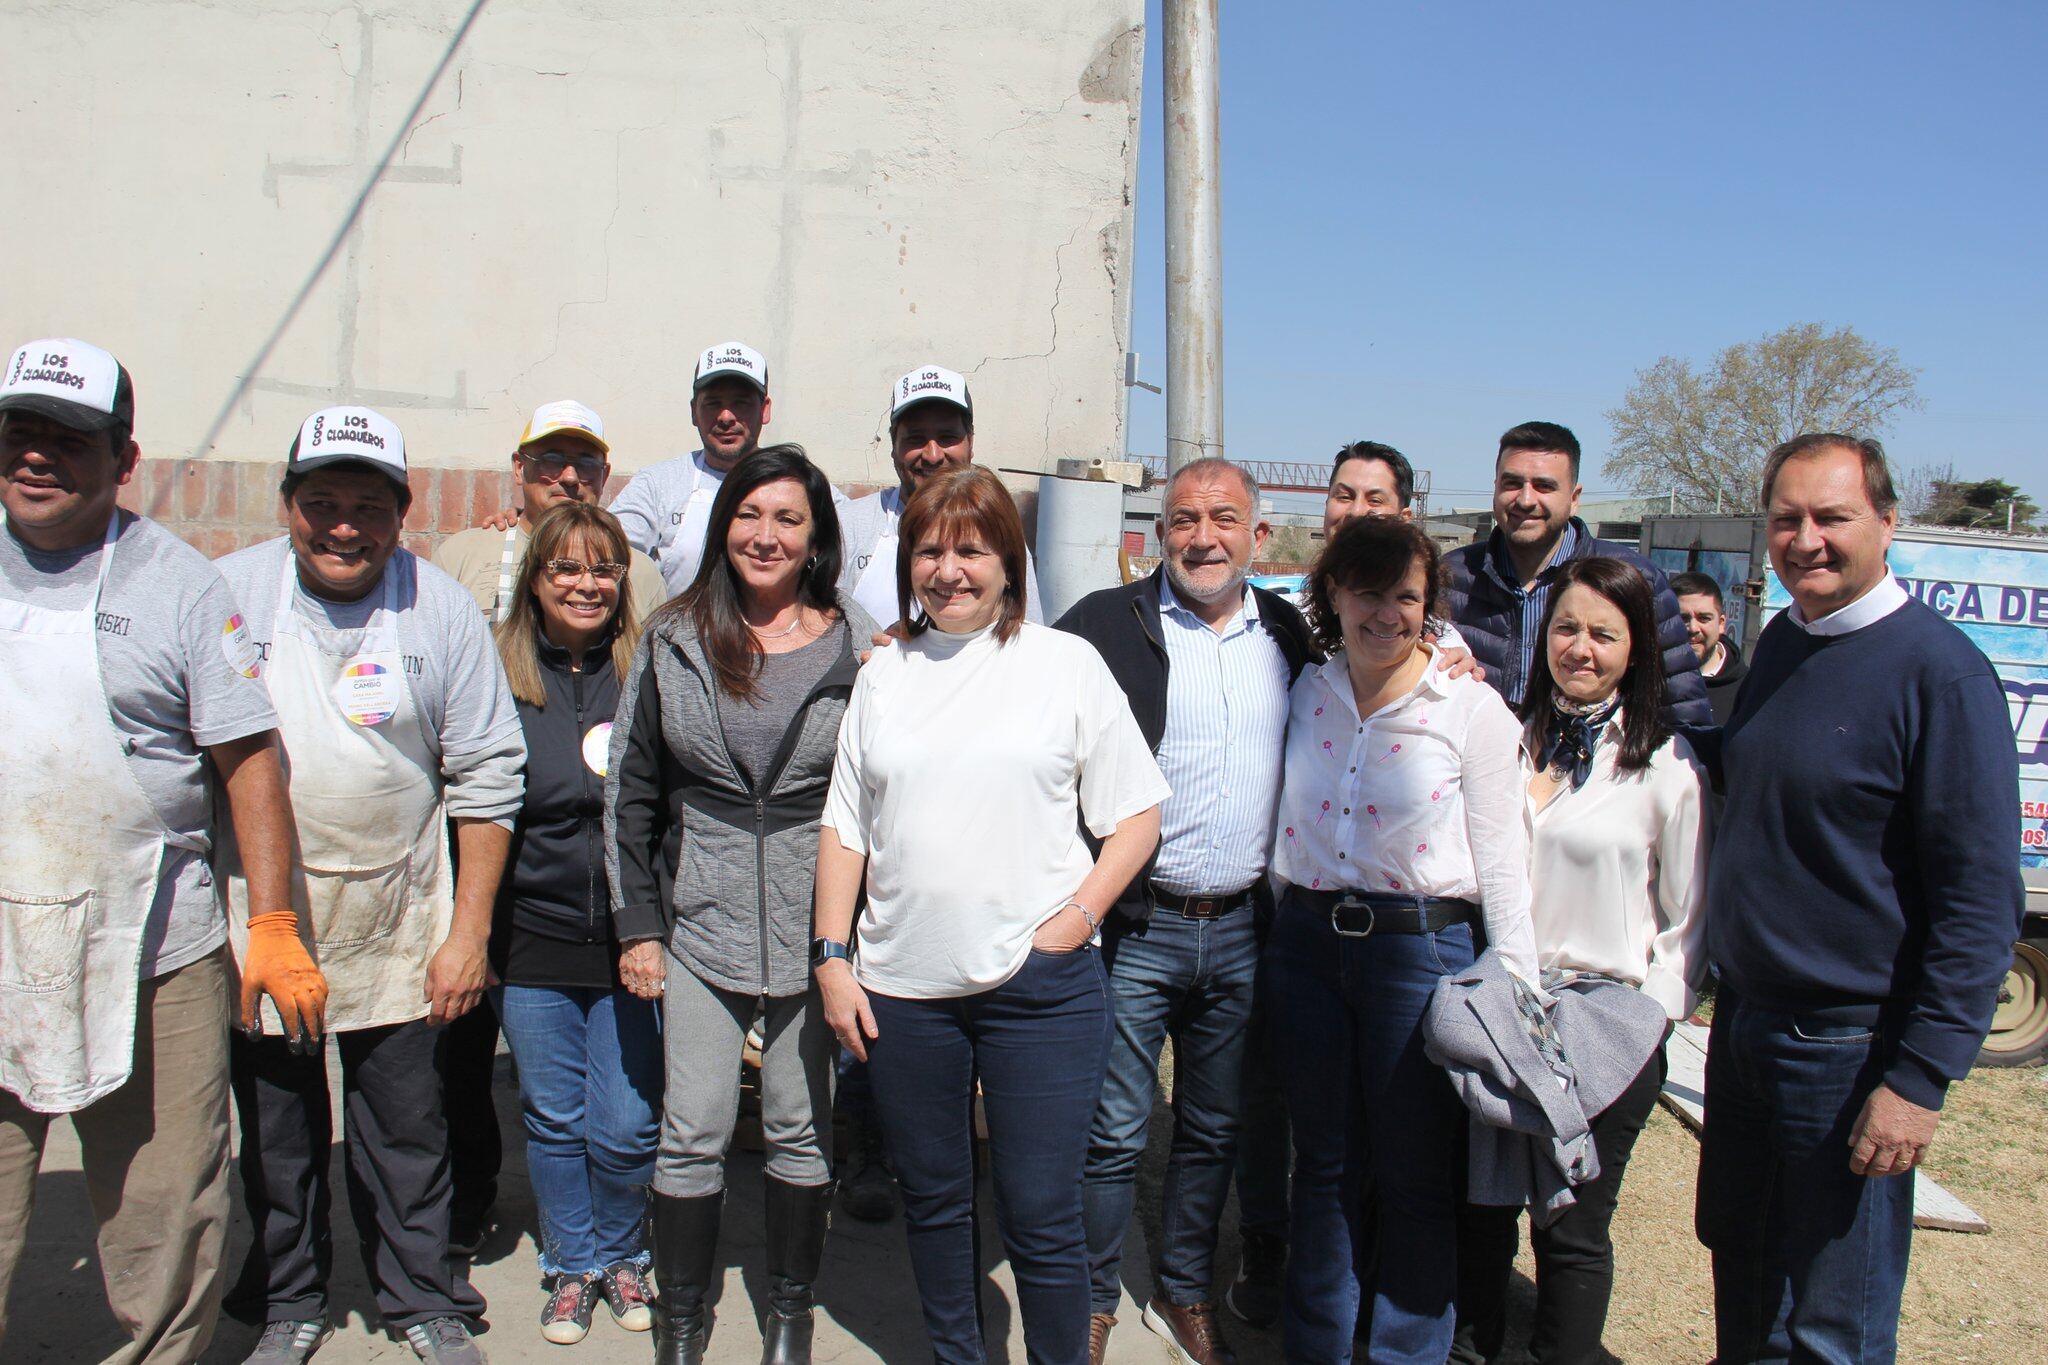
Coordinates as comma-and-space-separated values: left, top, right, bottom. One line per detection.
890, 365, 972, 422
693, 341, 769, 395
288, 405, 408, 491
0, 337, 135, 433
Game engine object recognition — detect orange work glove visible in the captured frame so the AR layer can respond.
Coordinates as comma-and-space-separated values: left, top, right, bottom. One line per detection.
241, 911, 329, 1048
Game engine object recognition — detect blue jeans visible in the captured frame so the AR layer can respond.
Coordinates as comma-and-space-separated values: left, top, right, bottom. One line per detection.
866, 948, 1113, 1365
494, 984, 663, 1278
1083, 907, 1258, 1313
1696, 986, 1914, 1364
1266, 888, 1477, 1365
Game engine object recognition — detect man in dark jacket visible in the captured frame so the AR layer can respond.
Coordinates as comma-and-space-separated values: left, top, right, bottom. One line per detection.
1671, 571, 1748, 725
1056, 458, 1316, 1365
1442, 421, 1710, 728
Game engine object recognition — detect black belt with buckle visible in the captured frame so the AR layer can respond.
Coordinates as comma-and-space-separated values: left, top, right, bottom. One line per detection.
1149, 884, 1256, 920
1293, 887, 1478, 937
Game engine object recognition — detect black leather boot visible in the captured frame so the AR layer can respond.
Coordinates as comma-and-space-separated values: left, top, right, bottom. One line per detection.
759, 1178, 832, 1365
652, 1190, 722, 1365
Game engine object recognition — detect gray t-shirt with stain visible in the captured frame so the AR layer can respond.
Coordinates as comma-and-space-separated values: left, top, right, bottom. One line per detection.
0, 511, 279, 979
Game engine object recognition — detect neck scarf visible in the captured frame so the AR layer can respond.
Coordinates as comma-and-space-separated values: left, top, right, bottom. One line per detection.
1539, 693, 1620, 790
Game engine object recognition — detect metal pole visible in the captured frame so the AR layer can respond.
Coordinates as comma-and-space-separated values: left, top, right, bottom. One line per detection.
1163, 0, 1223, 474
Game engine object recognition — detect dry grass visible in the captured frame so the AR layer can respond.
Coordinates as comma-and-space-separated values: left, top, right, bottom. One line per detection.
1149, 1047, 2048, 1362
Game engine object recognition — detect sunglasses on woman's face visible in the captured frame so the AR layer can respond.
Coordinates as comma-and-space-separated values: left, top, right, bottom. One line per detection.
542, 557, 627, 585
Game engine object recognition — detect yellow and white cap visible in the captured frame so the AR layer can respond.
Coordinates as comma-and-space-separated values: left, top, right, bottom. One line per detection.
519, 399, 609, 454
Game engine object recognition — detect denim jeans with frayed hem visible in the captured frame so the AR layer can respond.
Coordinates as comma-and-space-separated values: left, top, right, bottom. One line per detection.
495, 984, 662, 1277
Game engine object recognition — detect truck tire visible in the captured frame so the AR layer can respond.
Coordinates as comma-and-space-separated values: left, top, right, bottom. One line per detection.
1977, 938, 2048, 1068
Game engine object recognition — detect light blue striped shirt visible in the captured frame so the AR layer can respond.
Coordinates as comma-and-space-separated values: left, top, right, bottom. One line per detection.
1150, 578, 1295, 895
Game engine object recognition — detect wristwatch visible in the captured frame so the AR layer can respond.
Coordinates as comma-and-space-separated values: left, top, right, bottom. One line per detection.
811, 937, 853, 968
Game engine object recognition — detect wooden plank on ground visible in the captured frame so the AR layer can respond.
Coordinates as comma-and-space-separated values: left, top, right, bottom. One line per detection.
1658, 1021, 1989, 1234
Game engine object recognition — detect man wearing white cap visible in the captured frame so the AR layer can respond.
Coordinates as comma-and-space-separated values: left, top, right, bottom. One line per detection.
216, 406, 526, 1365
838, 365, 1044, 629
435, 400, 664, 625
608, 341, 773, 595
0, 338, 326, 1363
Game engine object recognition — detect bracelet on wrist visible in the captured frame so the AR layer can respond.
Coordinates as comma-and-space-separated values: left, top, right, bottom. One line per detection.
1064, 900, 1101, 935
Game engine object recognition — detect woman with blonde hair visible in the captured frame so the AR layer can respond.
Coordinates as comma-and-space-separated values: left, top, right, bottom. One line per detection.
489, 500, 662, 1346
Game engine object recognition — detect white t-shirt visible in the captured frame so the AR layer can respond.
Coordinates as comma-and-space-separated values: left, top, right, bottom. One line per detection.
1524, 719, 1711, 1019
822, 620, 1170, 999
1273, 648, 1537, 980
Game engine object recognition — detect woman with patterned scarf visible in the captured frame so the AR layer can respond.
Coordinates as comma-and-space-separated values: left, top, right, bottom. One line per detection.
1453, 555, 1712, 1365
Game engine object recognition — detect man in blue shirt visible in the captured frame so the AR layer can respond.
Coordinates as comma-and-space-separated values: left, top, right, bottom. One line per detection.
1442, 421, 1710, 727
1696, 434, 2021, 1363
1057, 459, 1316, 1365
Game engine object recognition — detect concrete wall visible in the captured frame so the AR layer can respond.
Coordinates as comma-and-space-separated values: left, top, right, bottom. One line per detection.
0, 0, 1143, 545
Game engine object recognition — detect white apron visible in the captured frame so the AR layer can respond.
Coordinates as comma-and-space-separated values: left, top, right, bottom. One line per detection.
658, 457, 721, 595
848, 490, 903, 627
227, 555, 453, 1033
492, 525, 521, 624
0, 517, 187, 1113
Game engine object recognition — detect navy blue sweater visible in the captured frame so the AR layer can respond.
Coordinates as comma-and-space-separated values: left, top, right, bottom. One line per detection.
1707, 598, 2023, 1108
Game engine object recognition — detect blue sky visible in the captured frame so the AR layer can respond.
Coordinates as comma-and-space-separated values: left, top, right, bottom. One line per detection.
1122, 1, 2046, 512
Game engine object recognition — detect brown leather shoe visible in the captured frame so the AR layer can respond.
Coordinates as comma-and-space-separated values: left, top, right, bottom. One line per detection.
1088, 1312, 1116, 1365
1142, 1298, 1238, 1364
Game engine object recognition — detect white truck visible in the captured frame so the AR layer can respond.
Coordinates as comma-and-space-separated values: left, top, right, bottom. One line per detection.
1643, 516, 2048, 1065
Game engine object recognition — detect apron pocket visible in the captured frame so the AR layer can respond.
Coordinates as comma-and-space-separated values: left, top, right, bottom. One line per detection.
0, 888, 93, 992
302, 858, 414, 950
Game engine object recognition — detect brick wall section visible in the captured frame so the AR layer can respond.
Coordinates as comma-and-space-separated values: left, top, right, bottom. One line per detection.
119, 457, 1018, 563
122, 458, 519, 562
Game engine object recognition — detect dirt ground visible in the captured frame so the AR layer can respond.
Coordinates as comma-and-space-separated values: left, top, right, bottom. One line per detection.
12, 1051, 2044, 1362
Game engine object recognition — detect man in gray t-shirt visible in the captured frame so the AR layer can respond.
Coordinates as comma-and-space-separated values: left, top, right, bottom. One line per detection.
0, 336, 324, 1364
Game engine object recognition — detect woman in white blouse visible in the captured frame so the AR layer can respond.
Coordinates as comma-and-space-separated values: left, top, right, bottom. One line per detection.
1454, 556, 1709, 1365
1266, 515, 1536, 1365
812, 465, 1168, 1365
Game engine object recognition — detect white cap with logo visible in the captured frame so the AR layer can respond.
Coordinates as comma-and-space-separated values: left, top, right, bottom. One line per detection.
0, 337, 135, 433
289, 406, 408, 491
890, 365, 972, 422
693, 342, 769, 395
519, 399, 609, 454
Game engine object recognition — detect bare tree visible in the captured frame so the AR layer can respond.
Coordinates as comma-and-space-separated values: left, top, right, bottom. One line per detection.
1603, 323, 1922, 511
1897, 460, 1954, 522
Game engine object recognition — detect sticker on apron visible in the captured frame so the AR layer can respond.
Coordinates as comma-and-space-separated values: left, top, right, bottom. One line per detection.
221, 613, 262, 678
582, 722, 613, 777
333, 658, 402, 726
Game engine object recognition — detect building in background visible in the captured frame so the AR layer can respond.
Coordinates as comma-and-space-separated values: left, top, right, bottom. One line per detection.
0, 0, 1143, 554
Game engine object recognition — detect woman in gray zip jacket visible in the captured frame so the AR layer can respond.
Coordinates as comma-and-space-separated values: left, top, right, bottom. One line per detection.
604, 446, 878, 1365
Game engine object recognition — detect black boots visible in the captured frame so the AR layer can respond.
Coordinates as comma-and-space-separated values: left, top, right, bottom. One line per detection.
759, 1178, 832, 1365
653, 1191, 723, 1365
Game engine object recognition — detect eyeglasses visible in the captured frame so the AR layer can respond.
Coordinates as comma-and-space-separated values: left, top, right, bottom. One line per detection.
542, 558, 628, 585
521, 450, 607, 479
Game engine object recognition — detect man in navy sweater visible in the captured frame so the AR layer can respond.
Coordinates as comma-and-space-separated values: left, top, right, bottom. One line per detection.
1696, 434, 2021, 1363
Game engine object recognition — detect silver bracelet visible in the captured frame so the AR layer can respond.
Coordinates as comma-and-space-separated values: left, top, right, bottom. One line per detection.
1065, 899, 1101, 935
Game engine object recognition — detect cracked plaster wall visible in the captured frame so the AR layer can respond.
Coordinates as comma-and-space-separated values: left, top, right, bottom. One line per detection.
0, 0, 1145, 494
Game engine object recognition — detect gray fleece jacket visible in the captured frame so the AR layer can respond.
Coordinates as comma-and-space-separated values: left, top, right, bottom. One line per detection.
1423, 950, 1669, 1226
605, 593, 879, 997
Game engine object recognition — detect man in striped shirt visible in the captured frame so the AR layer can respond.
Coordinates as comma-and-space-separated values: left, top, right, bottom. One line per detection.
1056, 458, 1318, 1365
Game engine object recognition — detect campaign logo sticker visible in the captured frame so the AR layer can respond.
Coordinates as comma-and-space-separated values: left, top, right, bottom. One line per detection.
337, 660, 397, 726
221, 614, 262, 679
582, 722, 613, 777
